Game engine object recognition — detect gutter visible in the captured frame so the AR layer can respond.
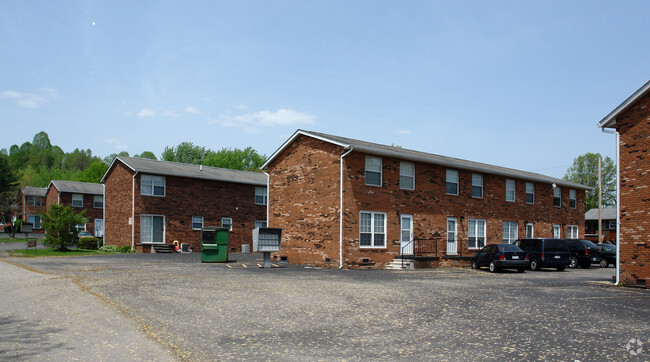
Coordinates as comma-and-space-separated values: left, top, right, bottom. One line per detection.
263, 171, 269, 225
339, 147, 354, 268
602, 128, 620, 285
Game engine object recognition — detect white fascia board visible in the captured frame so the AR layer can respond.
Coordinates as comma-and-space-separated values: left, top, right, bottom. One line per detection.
597, 80, 650, 129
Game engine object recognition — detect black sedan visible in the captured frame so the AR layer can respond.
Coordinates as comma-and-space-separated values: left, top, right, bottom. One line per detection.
471, 244, 529, 273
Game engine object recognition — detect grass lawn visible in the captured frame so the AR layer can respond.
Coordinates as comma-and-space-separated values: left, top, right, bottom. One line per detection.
8, 248, 108, 257
0, 238, 43, 243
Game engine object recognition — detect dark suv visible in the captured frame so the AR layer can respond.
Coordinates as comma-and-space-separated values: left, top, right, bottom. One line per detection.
515, 238, 571, 271
565, 239, 601, 269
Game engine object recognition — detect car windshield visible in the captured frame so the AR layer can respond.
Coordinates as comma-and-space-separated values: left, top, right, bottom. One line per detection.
602, 244, 615, 251
498, 244, 523, 252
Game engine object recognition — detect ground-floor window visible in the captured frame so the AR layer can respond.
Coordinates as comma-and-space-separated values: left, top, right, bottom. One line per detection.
27, 215, 41, 229
141, 215, 164, 243
567, 225, 579, 239
254, 220, 267, 229
525, 223, 534, 238
221, 217, 233, 231
502, 221, 517, 244
468, 219, 486, 249
192, 216, 204, 230
359, 211, 386, 248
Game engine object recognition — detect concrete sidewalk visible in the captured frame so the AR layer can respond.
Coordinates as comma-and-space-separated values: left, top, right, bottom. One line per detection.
0, 260, 179, 361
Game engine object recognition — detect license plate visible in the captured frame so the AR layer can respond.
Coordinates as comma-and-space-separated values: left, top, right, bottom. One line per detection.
512, 255, 519, 259
554, 255, 560, 259
592, 257, 597, 261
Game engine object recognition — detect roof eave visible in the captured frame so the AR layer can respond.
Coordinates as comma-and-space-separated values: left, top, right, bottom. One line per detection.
261, 129, 350, 169
597, 80, 650, 129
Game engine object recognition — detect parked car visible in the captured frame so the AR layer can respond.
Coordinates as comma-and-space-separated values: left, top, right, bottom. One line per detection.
514, 238, 571, 271
565, 239, 601, 268
598, 243, 616, 268
471, 244, 529, 273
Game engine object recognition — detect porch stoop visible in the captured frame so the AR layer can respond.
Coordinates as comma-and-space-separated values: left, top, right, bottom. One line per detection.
385, 258, 414, 270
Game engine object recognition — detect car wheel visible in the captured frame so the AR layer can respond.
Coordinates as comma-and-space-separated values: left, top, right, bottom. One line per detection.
556, 266, 566, 271
569, 257, 578, 268
530, 259, 540, 271
517, 267, 525, 273
471, 260, 479, 270
489, 261, 498, 273
600, 259, 609, 268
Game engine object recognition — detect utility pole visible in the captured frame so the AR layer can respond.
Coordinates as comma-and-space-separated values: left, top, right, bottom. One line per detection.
598, 156, 602, 243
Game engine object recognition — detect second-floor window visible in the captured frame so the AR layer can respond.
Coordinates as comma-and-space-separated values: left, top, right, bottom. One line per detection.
505, 179, 515, 202
255, 187, 267, 205
365, 156, 382, 186
93, 195, 103, 208
525, 182, 534, 204
399, 161, 415, 190
554, 187, 561, 207
446, 169, 459, 195
141, 174, 165, 196
472, 174, 483, 198
27, 196, 42, 207
569, 189, 577, 209
72, 194, 83, 207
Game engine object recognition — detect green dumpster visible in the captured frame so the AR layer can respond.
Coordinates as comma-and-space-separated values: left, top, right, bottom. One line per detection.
200, 227, 229, 263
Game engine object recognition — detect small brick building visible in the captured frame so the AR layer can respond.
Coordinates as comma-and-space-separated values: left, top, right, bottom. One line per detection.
598, 80, 650, 288
18, 186, 47, 232
101, 156, 267, 253
263, 130, 588, 269
584, 207, 616, 243
45, 180, 105, 236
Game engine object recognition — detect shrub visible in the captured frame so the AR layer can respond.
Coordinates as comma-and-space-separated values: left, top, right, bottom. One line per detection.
77, 236, 99, 250
99, 245, 136, 254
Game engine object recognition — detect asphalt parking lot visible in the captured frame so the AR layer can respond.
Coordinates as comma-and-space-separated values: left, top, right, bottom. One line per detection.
1, 245, 649, 361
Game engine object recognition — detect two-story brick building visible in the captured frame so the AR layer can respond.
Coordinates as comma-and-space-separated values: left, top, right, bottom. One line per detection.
45, 180, 105, 236
598, 80, 650, 288
101, 156, 267, 253
17, 186, 47, 232
263, 130, 589, 269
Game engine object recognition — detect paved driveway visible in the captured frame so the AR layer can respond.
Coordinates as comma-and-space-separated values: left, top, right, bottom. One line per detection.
2, 247, 649, 361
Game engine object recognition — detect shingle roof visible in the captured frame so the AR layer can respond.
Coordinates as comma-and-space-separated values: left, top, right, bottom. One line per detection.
103, 156, 267, 186
584, 207, 617, 220
598, 80, 650, 129
263, 130, 591, 190
21, 187, 47, 197
49, 180, 104, 195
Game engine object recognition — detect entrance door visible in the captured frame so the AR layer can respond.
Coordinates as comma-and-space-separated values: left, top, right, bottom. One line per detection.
400, 214, 413, 255
447, 217, 457, 255
95, 219, 104, 237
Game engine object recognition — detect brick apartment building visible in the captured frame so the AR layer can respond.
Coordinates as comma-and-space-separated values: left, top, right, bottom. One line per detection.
17, 186, 47, 232
101, 156, 267, 253
598, 80, 650, 288
263, 130, 588, 269
584, 206, 616, 243
45, 180, 105, 236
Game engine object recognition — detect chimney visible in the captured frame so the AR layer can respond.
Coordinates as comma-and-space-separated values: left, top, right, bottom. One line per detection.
200, 165, 203, 171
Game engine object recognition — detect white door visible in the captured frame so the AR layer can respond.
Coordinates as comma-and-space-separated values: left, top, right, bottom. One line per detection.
400, 214, 413, 255
447, 217, 457, 255
95, 219, 104, 237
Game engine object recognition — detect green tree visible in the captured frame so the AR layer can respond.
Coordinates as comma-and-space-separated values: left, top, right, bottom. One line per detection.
40, 204, 87, 251
0, 154, 19, 225
103, 151, 129, 165
77, 160, 109, 183
563, 153, 616, 210
134, 151, 156, 160
203, 147, 266, 171
161, 142, 207, 164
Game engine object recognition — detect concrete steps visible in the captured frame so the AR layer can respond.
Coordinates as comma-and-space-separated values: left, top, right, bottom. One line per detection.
385, 258, 414, 270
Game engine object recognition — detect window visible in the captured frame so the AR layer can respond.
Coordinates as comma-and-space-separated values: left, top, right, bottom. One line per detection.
553, 187, 561, 207
505, 179, 515, 202
72, 224, 86, 231
399, 161, 415, 190
255, 187, 267, 205
468, 219, 486, 249
141, 174, 165, 196
222, 217, 233, 231
607, 220, 616, 230
569, 189, 576, 209
567, 225, 579, 239
525, 182, 535, 204
472, 174, 483, 198
141, 215, 164, 243
254, 220, 267, 229
72, 194, 83, 207
553, 224, 561, 239
502, 221, 517, 244
27, 215, 41, 229
526, 223, 534, 238
93, 195, 103, 208
365, 156, 382, 186
359, 212, 386, 248
192, 216, 204, 230
446, 169, 459, 195
27, 196, 42, 207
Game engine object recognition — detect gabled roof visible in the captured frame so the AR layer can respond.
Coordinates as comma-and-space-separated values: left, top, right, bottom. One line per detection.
598, 80, 650, 129
48, 180, 104, 195
584, 206, 617, 221
20, 187, 47, 197
101, 156, 267, 186
263, 129, 591, 190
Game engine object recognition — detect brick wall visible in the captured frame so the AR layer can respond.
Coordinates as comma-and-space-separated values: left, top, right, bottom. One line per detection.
268, 135, 586, 269
616, 90, 650, 287
19, 190, 46, 232
44, 187, 103, 235
104, 161, 133, 248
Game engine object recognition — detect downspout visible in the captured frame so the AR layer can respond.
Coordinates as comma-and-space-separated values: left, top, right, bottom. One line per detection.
263, 171, 269, 224
132, 171, 138, 250
102, 184, 105, 239
340, 147, 354, 268
602, 128, 620, 285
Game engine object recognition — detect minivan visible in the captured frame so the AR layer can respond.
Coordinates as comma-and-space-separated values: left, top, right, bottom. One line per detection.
515, 238, 571, 271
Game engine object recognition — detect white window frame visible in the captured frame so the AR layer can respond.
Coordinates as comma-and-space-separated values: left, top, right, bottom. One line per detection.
27, 214, 41, 229
446, 169, 459, 195
505, 179, 515, 202
359, 211, 386, 248
399, 161, 415, 190
72, 193, 83, 207
365, 156, 382, 186
140, 214, 165, 244
192, 216, 204, 230
468, 219, 486, 249
525, 182, 535, 204
222, 217, 233, 231
255, 187, 267, 205
93, 195, 103, 208
554, 187, 561, 207
502, 221, 517, 244
525, 223, 534, 238
254, 220, 267, 229
553, 224, 561, 239
472, 174, 483, 198
141, 174, 166, 197
567, 225, 579, 239
569, 189, 577, 209
27, 196, 42, 207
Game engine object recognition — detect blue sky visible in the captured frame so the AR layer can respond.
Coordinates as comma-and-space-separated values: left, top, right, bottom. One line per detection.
1, 1, 648, 178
